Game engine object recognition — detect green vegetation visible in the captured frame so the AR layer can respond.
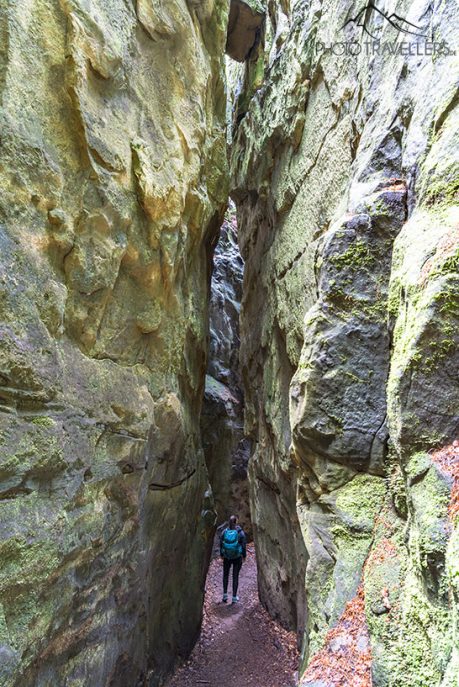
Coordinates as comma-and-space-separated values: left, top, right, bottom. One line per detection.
335, 474, 386, 529
424, 172, 459, 209
31, 416, 55, 428
330, 239, 375, 271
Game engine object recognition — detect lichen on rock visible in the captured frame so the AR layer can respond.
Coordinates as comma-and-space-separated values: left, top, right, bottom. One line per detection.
229, 0, 459, 682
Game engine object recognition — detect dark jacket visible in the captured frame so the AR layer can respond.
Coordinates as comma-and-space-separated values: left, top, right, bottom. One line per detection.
220, 525, 247, 559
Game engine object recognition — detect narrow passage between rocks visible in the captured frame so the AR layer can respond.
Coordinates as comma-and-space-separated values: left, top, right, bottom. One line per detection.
165, 545, 298, 687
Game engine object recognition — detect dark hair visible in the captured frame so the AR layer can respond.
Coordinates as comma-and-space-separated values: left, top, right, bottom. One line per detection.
229, 515, 238, 529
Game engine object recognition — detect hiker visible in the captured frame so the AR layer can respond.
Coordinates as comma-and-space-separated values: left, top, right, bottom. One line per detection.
220, 515, 247, 604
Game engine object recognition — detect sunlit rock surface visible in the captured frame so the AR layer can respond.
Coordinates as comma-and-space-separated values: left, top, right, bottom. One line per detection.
230, 0, 459, 682
0, 1, 228, 685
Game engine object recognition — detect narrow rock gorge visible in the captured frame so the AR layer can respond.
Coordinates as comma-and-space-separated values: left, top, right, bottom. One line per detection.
0, 0, 458, 686
201, 205, 251, 535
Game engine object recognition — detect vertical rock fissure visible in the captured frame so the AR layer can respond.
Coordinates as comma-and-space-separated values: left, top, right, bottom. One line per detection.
201, 203, 252, 539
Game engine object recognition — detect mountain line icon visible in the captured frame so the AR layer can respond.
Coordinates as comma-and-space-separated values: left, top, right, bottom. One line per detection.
342, 3, 427, 40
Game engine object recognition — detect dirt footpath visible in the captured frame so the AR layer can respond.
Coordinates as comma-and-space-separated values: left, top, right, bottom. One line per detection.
165, 545, 298, 687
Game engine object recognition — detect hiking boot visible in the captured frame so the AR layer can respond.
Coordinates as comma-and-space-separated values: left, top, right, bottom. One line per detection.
232, 596, 239, 604
222, 593, 228, 603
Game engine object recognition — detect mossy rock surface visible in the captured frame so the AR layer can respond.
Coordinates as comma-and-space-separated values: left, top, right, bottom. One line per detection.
0, 0, 229, 684
230, 0, 459, 682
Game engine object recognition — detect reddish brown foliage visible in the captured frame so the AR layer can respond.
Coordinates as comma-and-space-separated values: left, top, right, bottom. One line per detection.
419, 226, 459, 285
385, 178, 406, 192
363, 537, 399, 616
430, 441, 459, 521
372, 511, 396, 535
365, 537, 397, 569
301, 586, 372, 687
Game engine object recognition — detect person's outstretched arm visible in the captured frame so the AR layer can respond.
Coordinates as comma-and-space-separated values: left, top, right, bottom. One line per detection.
220, 529, 225, 557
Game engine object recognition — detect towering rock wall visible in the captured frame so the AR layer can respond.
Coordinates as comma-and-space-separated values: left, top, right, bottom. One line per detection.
0, 2, 228, 685
230, 0, 459, 682
201, 206, 252, 535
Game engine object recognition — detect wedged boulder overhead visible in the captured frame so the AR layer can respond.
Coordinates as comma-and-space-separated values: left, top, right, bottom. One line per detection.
226, 0, 266, 62
0, 1, 228, 685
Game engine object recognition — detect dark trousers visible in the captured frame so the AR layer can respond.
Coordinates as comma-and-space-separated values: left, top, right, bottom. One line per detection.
223, 557, 242, 596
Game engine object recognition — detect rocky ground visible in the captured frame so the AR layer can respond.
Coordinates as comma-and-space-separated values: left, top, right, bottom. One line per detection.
165, 545, 298, 687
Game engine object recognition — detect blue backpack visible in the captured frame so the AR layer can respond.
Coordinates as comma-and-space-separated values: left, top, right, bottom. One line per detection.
222, 528, 242, 559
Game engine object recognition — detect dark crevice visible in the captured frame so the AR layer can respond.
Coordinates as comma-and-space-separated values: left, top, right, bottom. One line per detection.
148, 469, 197, 491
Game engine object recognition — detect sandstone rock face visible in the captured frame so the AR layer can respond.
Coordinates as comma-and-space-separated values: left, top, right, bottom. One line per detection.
201, 207, 252, 536
230, 0, 459, 681
0, 1, 228, 685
